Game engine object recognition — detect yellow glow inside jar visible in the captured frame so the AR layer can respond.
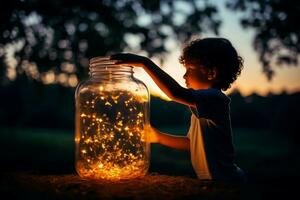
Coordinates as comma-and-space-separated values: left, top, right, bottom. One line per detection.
75, 59, 150, 180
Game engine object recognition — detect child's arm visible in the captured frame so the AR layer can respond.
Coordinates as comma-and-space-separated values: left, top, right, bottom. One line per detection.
148, 126, 190, 151
110, 53, 196, 107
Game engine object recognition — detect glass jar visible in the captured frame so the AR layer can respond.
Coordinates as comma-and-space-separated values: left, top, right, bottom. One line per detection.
75, 57, 150, 180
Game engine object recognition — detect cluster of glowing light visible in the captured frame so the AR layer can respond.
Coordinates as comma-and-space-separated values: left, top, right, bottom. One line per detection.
75, 87, 149, 180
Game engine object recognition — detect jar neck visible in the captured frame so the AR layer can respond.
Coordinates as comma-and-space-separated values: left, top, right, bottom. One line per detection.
89, 61, 133, 80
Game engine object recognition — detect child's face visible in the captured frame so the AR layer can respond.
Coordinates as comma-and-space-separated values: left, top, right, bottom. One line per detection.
183, 64, 213, 89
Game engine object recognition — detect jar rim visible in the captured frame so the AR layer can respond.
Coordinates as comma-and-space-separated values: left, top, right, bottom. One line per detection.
89, 56, 133, 71
89, 57, 133, 79
89, 65, 133, 72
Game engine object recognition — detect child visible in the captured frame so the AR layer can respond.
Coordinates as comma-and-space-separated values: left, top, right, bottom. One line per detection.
109, 37, 246, 182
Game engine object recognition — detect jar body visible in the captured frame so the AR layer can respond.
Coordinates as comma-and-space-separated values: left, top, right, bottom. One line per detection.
75, 66, 150, 180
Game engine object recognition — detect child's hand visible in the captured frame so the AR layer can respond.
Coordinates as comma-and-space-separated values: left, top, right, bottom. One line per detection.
145, 125, 160, 143
109, 53, 149, 68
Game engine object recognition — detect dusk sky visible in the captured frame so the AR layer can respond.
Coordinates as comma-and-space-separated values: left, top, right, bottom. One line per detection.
3, 1, 299, 100
133, 1, 300, 99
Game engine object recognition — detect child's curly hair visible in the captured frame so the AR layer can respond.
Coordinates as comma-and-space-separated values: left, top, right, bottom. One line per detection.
179, 38, 243, 91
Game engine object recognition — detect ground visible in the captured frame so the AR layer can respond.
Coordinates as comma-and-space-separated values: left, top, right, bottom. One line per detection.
2, 172, 242, 200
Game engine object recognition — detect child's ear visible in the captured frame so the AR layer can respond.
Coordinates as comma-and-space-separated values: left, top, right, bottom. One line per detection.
207, 68, 217, 80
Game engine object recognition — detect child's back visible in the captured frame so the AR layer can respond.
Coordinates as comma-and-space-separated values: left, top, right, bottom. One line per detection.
188, 88, 245, 182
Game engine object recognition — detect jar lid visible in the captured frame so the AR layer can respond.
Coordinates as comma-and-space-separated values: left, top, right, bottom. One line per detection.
90, 56, 117, 67
89, 56, 133, 68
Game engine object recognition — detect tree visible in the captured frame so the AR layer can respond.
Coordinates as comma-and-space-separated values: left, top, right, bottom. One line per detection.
226, 0, 300, 79
0, 0, 221, 86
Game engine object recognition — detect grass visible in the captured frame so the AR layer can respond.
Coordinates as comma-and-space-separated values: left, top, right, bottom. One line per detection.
0, 126, 298, 199
0, 126, 296, 177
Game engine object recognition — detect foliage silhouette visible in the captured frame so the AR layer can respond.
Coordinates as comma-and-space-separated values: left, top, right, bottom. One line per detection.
1, 80, 299, 146
0, 0, 220, 85
226, 0, 300, 79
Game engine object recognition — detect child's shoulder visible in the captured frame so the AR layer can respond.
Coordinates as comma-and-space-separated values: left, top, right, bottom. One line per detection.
191, 88, 229, 102
189, 88, 230, 119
